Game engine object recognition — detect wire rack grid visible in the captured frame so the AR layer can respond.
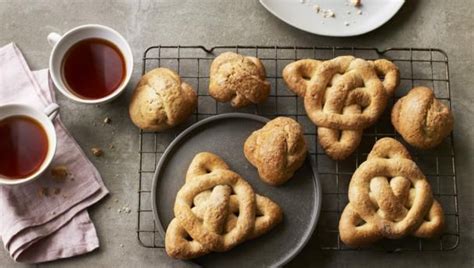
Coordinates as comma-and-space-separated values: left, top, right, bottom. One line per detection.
136, 45, 459, 252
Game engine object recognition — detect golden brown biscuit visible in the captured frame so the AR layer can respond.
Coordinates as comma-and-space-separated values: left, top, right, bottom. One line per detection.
391, 86, 454, 149
209, 52, 270, 108
339, 138, 444, 248
129, 68, 197, 131
165, 152, 283, 259
283, 56, 399, 160
244, 117, 307, 186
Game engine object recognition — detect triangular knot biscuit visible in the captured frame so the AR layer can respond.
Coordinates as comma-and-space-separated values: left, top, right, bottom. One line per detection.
165, 152, 283, 259
339, 138, 444, 247
283, 56, 400, 159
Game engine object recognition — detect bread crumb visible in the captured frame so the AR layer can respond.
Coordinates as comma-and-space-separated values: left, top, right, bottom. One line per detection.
38, 187, 49, 197
91, 147, 104, 157
311, 4, 336, 18
357, 10, 363, 15
351, 0, 361, 7
117, 205, 132, 214
51, 165, 68, 182
313, 4, 320, 13
323, 9, 335, 18
103, 117, 111, 124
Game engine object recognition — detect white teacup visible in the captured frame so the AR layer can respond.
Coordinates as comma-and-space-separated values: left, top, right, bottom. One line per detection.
47, 24, 133, 104
0, 104, 59, 186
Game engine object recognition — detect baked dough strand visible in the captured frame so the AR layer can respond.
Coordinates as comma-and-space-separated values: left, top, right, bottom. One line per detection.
339, 138, 445, 247
165, 152, 283, 259
283, 56, 399, 160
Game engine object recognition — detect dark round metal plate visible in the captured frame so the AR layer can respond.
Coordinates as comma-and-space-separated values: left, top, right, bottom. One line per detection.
152, 113, 321, 267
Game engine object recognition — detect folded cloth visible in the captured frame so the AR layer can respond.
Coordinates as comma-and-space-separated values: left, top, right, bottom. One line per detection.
0, 43, 109, 263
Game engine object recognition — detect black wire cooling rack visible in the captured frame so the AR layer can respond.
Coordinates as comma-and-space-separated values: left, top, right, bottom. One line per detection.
136, 45, 459, 252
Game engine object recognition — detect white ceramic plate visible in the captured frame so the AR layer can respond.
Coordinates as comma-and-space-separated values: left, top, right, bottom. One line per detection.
260, 0, 405, 37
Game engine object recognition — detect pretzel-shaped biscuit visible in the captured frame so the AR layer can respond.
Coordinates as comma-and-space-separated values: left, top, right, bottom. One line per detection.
165, 152, 283, 259
283, 56, 399, 159
339, 138, 444, 247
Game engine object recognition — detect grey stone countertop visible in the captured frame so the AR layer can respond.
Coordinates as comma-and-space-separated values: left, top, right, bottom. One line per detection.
0, 0, 472, 267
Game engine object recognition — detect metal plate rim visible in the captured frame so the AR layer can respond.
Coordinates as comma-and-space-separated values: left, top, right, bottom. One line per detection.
151, 112, 322, 266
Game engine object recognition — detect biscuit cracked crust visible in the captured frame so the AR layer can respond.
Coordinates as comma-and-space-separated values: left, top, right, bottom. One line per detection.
209, 52, 271, 108
129, 68, 197, 131
244, 117, 307, 186
391, 86, 454, 149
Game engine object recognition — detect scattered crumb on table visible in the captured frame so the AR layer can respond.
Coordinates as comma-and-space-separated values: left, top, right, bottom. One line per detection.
103, 117, 111, 124
91, 147, 104, 157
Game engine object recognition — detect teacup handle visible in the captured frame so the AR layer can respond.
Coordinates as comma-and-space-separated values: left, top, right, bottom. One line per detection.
44, 103, 60, 121
47, 32, 62, 47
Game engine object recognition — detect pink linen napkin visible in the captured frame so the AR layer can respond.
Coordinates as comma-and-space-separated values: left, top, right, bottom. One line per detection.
0, 43, 109, 263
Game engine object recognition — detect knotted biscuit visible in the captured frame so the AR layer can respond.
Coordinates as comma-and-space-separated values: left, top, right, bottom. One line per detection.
283, 56, 399, 160
165, 152, 283, 259
391, 86, 454, 149
129, 68, 197, 131
339, 138, 444, 247
209, 52, 271, 108
244, 117, 307, 186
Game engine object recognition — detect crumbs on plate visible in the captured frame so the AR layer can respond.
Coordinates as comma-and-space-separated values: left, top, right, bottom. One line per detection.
298, 0, 364, 25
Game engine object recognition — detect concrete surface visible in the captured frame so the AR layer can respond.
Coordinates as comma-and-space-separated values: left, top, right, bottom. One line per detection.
0, 0, 473, 267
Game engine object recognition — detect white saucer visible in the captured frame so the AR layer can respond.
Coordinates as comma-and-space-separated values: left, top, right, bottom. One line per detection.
260, 0, 405, 37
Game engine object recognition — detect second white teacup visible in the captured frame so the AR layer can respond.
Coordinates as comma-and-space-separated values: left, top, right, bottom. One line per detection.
48, 24, 133, 104
0, 103, 59, 186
